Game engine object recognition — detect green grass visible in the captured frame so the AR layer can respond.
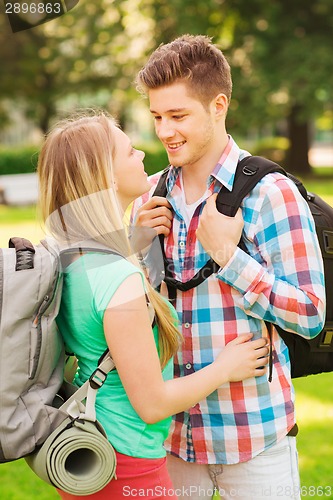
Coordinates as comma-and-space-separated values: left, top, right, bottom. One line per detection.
0, 459, 58, 500
0, 181, 332, 499
293, 373, 333, 498
302, 174, 333, 206
0, 375, 332, 499
0, 205, 39, 224
303, 180, 333, 204
0, 205, 43, 246
305, 167, 333, 177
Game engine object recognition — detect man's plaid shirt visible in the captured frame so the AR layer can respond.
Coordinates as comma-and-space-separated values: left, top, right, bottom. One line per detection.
131, 136, 325, 465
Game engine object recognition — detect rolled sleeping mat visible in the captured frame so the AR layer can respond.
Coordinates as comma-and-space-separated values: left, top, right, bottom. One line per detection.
25, 417, 117, 496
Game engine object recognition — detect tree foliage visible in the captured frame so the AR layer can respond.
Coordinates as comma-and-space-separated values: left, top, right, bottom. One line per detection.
148, 0, 333, 173
0, 0, 154, 132
0, 0, 332, 174
228, 0, 333, 172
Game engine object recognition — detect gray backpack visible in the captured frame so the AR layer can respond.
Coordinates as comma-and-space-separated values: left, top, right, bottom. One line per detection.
0, 237, 115, 463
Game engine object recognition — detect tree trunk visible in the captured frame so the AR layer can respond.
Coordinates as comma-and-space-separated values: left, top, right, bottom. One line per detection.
286, 104, 312, 176
39, 103, 53, 135
37, 71, 56, 134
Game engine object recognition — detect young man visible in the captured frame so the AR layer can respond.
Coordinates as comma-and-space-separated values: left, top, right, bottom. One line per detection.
131, 35, 325, 499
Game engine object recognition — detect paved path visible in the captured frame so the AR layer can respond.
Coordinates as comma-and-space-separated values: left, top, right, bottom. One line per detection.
309, 144, 333, 168
0, 172, 38, 205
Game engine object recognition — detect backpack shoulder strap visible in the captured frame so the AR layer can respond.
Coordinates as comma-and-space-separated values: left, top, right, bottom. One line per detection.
151, 157, 287, 304
59, 348, 115, 422
152, 157, 287, 211
152, 166, 171, 198
216, 156, 287, 217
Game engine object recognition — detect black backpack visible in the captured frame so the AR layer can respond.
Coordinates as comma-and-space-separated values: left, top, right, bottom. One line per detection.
152, 156, 333, 379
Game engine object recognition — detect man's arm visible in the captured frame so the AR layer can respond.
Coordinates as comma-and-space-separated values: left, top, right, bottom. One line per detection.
198, 175, 326, 339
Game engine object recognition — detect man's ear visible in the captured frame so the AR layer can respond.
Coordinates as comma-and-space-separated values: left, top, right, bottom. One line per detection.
213, 93, 229, 120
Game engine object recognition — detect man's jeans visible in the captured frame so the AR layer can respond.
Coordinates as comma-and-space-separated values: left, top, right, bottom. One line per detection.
167, 436, 300, 500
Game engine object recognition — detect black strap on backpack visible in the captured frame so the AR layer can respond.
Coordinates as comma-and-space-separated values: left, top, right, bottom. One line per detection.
153, 157, 283, 381
152, 156, 333, 380
153, 156, 286, 299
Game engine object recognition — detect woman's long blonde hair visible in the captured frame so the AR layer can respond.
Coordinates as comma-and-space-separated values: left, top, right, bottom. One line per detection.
38, 111, 181, 368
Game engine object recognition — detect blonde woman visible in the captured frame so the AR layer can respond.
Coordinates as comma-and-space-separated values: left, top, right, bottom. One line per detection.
38, 112, 269, 500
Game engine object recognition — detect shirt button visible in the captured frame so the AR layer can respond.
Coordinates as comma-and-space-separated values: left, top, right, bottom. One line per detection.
179, 241, 185, 247
184, 322, 190, 328
185, 363, 192, 370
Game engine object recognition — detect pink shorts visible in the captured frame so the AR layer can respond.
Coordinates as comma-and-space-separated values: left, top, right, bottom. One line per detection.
57, 450, 177, 499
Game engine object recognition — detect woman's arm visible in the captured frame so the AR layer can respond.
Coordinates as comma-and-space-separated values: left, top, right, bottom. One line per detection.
103, 272, 268, 424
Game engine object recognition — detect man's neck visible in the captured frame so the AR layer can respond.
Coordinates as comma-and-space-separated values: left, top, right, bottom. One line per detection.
181, 133, 229, 204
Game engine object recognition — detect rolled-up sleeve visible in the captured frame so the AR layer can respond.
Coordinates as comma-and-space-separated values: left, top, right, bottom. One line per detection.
217, 174, 326, 338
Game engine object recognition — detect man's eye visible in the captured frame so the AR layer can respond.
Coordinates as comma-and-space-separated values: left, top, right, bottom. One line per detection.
153, 116, 162, 121
173, 115, 185, 120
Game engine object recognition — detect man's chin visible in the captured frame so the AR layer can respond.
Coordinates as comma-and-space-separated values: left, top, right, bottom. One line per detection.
167, 153, 185, 167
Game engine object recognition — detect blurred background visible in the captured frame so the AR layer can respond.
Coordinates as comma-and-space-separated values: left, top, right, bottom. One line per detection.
0, 1, 332, 498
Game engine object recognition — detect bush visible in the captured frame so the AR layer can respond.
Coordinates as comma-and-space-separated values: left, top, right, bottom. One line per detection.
0, 142, 167, 177
139, 137, 291, 175
0, 146, 39, 175
251, 137, 289, 165
138, 142, 168, 176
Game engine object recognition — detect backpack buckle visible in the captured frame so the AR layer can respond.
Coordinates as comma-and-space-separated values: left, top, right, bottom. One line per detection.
319, 325, 333, 349
89, 367, 108, 389
323, 230, 333, 254
242, 165, 258, 176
